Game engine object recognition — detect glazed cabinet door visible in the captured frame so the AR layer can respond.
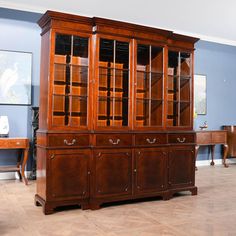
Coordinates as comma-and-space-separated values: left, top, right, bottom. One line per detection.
134, 148, 167, 195
52, 33, 90, 129
167, 50, 193, 128
168, 146, 195, 189
96, 38, 131, 128
135, 43, 164, 128
94, 149, 132, 197
48, 149, 90, 200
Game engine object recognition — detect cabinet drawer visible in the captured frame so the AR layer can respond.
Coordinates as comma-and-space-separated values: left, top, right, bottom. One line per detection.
196, 132, 211, 144
212, 132, 227, 143
168, 133, 195, 144
135, 134, 167, 146
48, 134, 89, 147
96, 134, 132, 147
0, 139, 29, 148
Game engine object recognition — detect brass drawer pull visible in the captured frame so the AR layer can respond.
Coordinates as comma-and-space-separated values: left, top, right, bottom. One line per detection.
177, 137, 186, 143
64, 139, 76, 146
146, 138, 157, 144
109, 138, 120, 145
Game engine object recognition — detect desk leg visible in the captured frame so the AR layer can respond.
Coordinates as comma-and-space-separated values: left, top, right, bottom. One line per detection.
223, 144, 229, 168
21, 148, 29, 185
17, 150, 22, 180
210, 145, 215, 166
195, 145, 200, 171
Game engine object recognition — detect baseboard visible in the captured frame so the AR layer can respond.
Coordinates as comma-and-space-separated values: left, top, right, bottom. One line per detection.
196, 157, 236, 167
0, 171, 32, 180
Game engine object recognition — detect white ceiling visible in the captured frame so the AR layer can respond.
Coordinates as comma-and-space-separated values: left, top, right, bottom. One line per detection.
1, 0, 236, 46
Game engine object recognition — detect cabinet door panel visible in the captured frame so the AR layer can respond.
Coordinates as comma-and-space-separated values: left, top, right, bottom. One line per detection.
168, 147, 195, 188
135, 148, 167, 194
48, 150, 89, 199
94, 149, 132, 197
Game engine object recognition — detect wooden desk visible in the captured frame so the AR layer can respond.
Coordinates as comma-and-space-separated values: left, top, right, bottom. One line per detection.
0, 138, 30, 185
195, 130, 228, 169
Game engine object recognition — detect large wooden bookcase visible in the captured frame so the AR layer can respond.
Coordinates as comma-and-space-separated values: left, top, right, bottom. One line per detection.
35, 11, 199, 214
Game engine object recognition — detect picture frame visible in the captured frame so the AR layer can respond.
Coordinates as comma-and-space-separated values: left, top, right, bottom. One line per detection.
194, 74, 207, 115
0, 50, 32, 105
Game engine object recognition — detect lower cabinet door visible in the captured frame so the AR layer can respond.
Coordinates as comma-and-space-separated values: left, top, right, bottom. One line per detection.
48, 149, 89, 200
168, 147, 195, 189
94, 149, 132, 197
135, 148, 167, 195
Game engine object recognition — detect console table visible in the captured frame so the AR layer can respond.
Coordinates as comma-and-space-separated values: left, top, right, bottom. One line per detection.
0, 138, 30, 185
195, 130, 228, 169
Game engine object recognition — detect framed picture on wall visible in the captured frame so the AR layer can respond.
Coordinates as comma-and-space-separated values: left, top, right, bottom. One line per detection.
194, 74, 207, 115
0, 50, 32, 105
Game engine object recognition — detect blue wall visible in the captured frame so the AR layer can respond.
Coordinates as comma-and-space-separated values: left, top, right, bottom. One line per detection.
194, 41, 236, 160
1, 9, 236, 169
0, 15, 41, 167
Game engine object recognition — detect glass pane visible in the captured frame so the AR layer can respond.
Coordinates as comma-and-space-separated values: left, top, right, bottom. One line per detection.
71, 65, 88, 83
180, 77, 190, 101
180, 52, 191, 76
167, 101, 178, 126
54, 84, 65, 95
136, 99, 149, 126
180, 102, 190, 126
53, 95, 67, 113
99, 62, 108, 91
168, 75, 178, 93
110, 98, 128, 126
54, 64, 66, 82
168, 51, 179, 76
115, 41, 129, 69
52, 95, 69, 126
55, 34, 72, 56
151, 73, 163, 100
137, 44, 150, 72
98, 96, 109, 126
73, 37, 88, 59
71, 65, 88, 97
137, 71, 149, 99
151, 46, 163, 73
151, 100, 162, 126
70, 96, 87, 126
99, 39, 114, 63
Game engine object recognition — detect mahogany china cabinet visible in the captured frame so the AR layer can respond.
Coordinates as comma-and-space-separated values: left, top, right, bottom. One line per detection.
35, 10, 199, 214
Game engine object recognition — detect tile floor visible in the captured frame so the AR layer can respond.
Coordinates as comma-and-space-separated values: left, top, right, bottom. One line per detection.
1, 165, 236, 236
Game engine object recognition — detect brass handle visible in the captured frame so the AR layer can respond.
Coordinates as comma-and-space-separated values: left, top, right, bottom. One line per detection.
16, 142, 20, 145
109, 138, 120, 145
146, 138, 157, 144
64, 139, 76, 146
177, 137, 186, 143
